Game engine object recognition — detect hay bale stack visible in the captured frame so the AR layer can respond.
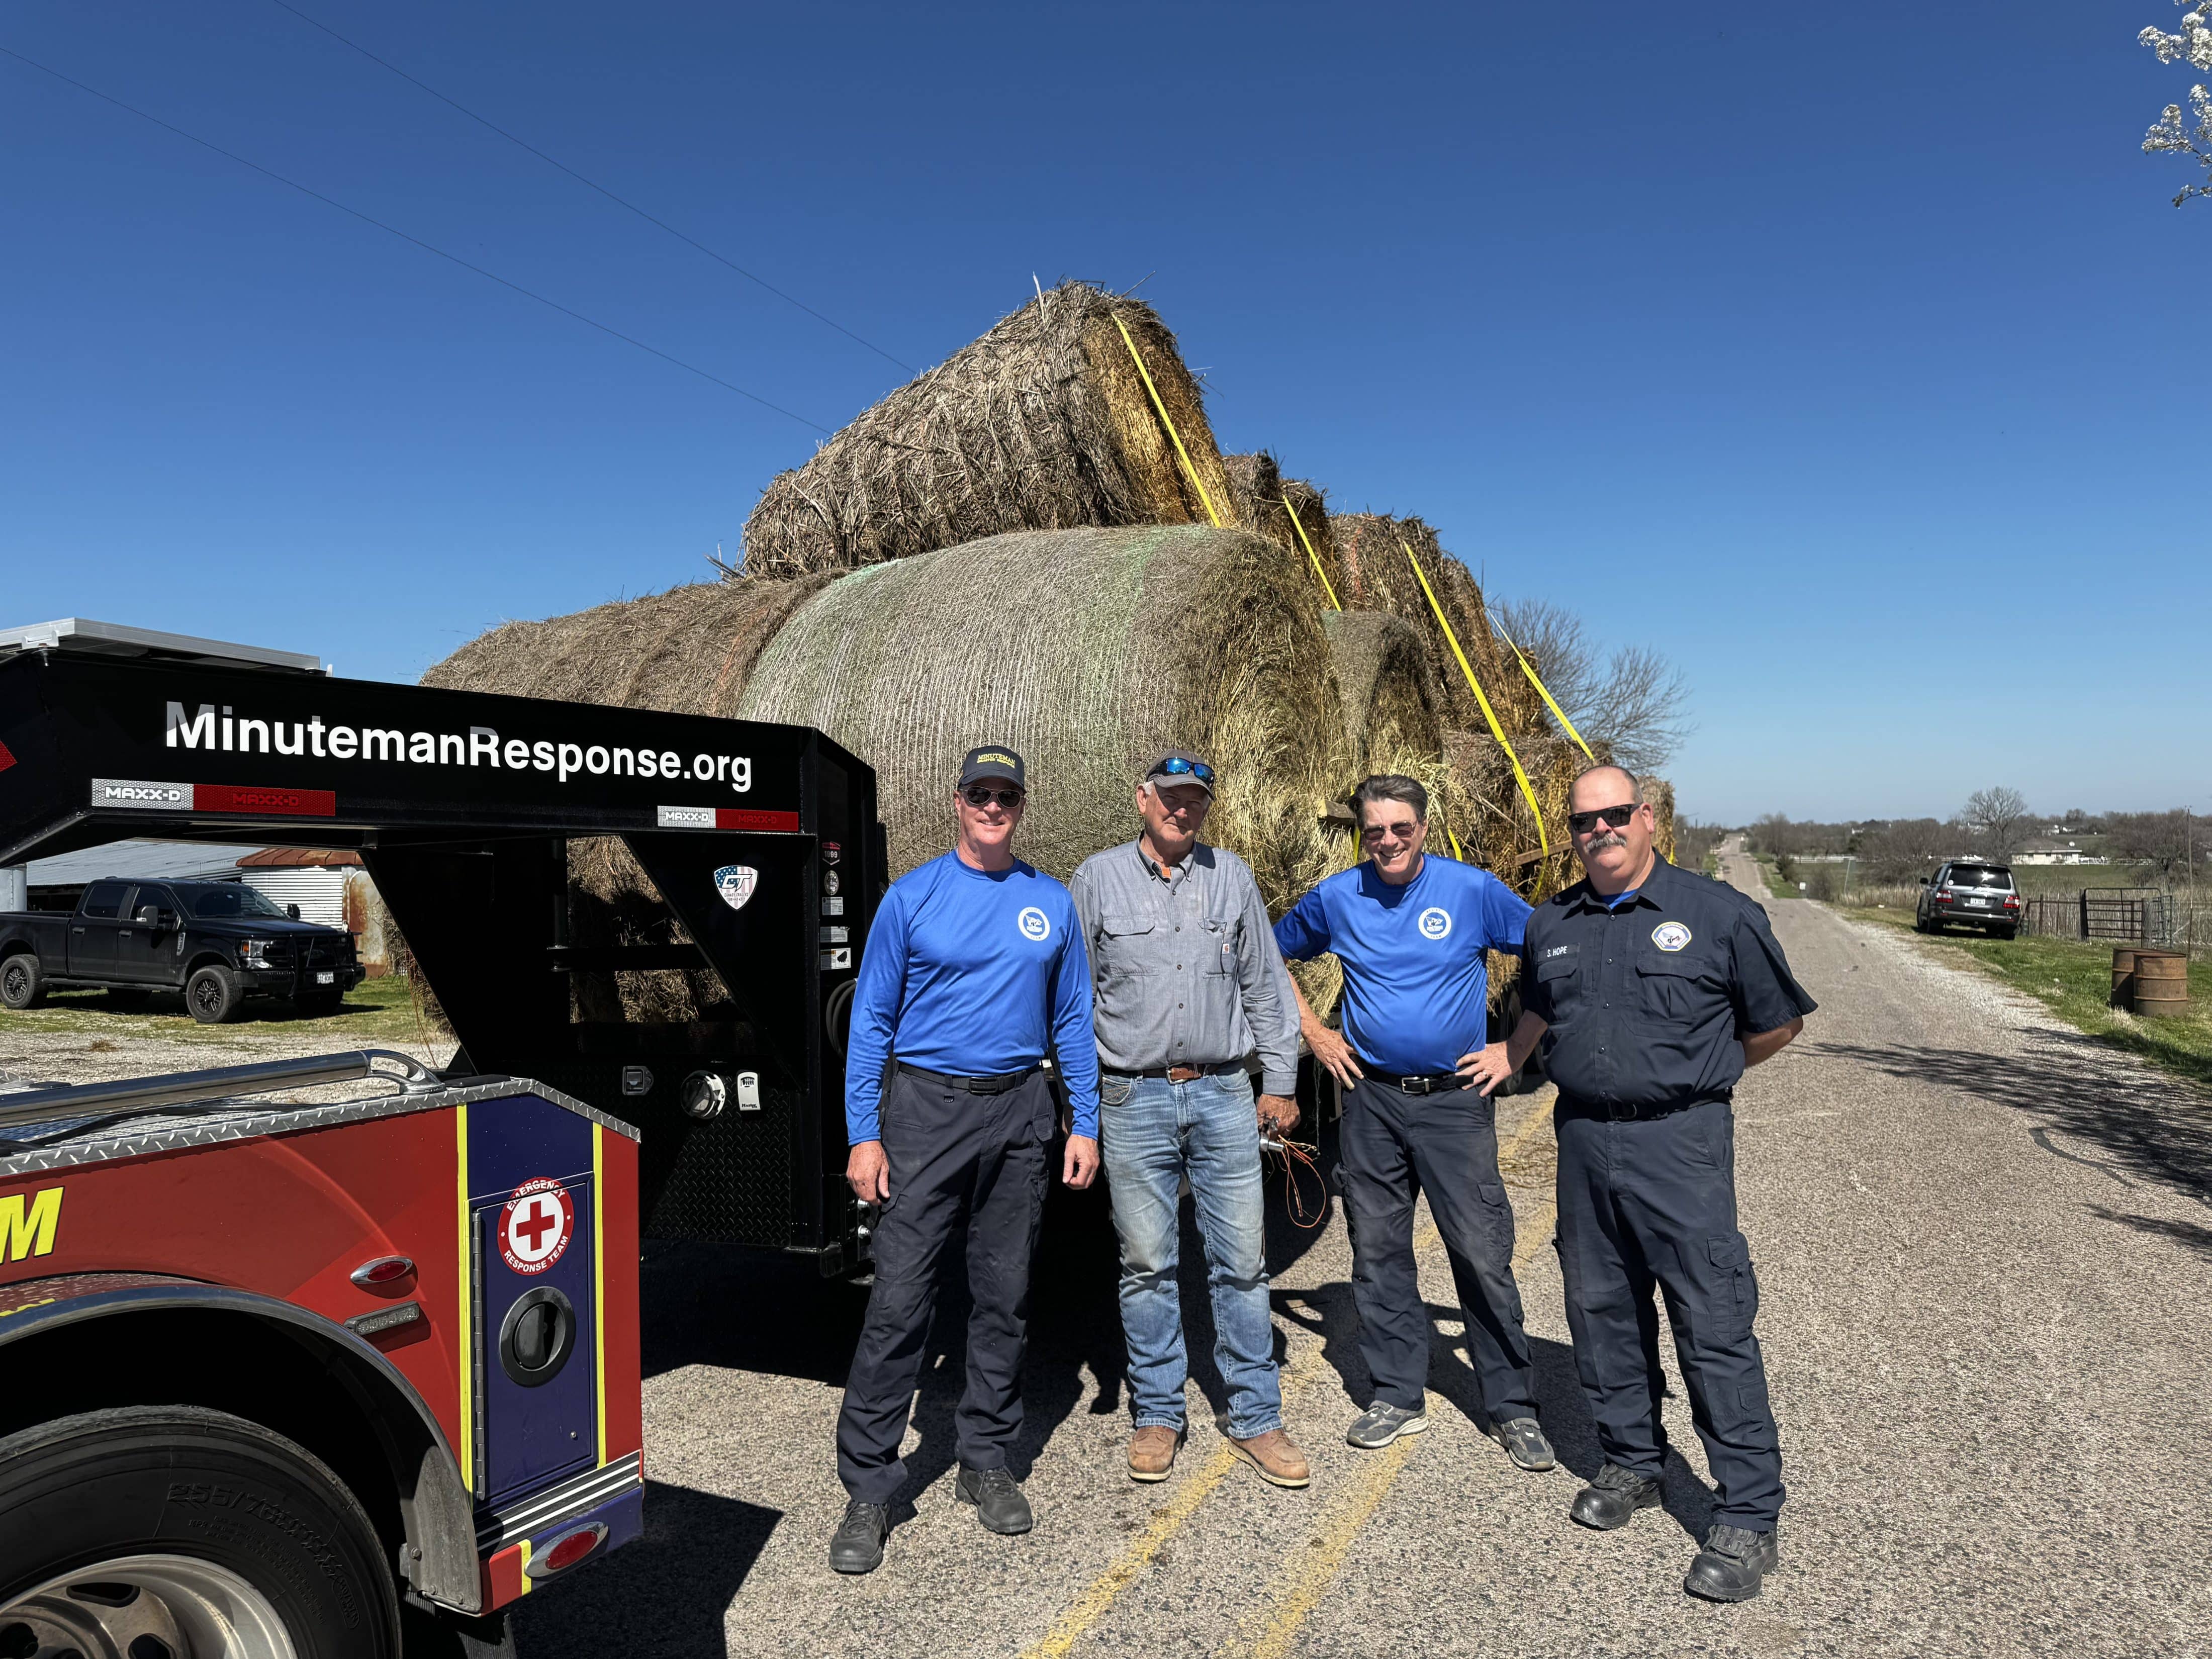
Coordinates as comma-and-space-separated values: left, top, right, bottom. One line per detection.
1321, 612, 1442, 776
1224, 452, 1338, 606
738, 524, 1352, 917
742, 283, 1242, 577
422, 575, 835, 716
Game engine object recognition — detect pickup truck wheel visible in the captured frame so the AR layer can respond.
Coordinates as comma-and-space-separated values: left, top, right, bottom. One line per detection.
0, 954, 43, 1010
0, 1405, 399, 1659
186, 964, 244, 1024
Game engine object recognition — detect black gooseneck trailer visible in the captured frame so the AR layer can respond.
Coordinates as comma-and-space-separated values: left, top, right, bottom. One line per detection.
0, 623, 885, 1272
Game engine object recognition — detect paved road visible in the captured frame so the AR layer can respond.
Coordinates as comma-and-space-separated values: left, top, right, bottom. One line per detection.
513, 841, 2212, 1658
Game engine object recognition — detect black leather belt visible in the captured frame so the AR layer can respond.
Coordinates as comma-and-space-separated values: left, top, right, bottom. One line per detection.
1557, 1094, 1714, 1124
1382, 1072, 1468, 1096
894, 1062, 1038, 1095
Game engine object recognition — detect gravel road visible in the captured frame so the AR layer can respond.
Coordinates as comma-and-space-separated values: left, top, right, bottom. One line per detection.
19, 841, 2200, 1656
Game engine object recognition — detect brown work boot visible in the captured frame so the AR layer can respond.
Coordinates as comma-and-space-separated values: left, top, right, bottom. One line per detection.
1128, 1425, 1183, 1483
1228, 1428, 1312, 1489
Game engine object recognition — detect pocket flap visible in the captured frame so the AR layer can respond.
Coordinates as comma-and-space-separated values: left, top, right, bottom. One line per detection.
1707, 1235, 1745, 1267
1535, 950, 1580, 981
1637, 950, 1713, 979
1100, 912, 1155, 937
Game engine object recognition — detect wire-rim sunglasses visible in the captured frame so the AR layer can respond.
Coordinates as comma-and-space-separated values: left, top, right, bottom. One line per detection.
1567, 803, 1642, 836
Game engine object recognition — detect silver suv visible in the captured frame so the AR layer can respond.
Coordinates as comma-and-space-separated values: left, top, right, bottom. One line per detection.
1916, 860, 2020, 938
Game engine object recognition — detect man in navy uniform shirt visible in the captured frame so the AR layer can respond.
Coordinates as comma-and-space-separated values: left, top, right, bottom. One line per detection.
1275, 774, 1554, 1472
1477, 764, 1815, 1603
828, 745, 1101, 1575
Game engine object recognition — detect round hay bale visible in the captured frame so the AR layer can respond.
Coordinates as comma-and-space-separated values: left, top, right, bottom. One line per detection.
1321, 612, 1442, 774
742, 283, 1240, 576
1224, 452, 1339, 607
1327, 514, 1514, 731
422, 574, 836, 715
736, 524, 1353, 917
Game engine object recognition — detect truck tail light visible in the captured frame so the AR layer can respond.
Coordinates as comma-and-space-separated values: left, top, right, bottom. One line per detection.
1936, 890, 1953, 901
527, 1523, 607, 1579
2003, 894, 2020, 909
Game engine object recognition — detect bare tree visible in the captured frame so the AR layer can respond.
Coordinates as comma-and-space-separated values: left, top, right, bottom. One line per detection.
2142, 3, 2212, 204
2106, 809, 2201, 880
1498, 599, 1692, 774
1961, 786, 2032, 857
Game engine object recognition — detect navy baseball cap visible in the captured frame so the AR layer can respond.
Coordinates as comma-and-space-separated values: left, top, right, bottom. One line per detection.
959, 745, 1026, 791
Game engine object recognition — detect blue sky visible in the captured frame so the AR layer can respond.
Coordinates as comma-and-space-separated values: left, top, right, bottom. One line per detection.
4, 2, 2204, 824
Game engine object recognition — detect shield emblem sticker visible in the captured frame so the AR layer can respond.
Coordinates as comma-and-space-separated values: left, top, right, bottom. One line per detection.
714, 865, 760, 912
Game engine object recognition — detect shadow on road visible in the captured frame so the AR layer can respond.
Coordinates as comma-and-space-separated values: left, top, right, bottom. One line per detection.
511, 1479, 779, 1658
1808, 1027, 2212, 1245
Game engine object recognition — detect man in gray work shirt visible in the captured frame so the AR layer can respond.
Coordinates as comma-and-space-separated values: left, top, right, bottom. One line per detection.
1071, 752, 1311, 1489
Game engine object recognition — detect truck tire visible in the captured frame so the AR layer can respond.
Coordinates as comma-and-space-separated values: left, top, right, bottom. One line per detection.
0, 953, 43, 1010
187, 963, 244, 1024
0, 1405, 400, 1659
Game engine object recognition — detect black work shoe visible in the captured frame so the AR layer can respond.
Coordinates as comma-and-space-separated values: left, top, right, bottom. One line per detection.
1569, 1463, 1664, 1530
1488, 1416, 1556, 1471
955, 1465, 1034, 1535
1345, 1401, 1429, 1449
1685, 1523, 1779, 1602
828, 1500, 889, 1574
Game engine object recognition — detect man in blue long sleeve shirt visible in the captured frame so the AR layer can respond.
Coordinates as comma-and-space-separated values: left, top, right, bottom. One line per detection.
829, 745, 1100, 1575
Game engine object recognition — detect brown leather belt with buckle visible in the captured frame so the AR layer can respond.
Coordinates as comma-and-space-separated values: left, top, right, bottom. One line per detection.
1107, 1062, 1235, 1084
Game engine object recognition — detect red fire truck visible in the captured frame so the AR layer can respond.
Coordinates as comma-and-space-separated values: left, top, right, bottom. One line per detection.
0, 620, 886, 1655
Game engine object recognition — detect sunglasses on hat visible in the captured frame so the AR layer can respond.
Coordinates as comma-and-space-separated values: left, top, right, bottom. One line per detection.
1152, 757, 1215, 785
962, 785, 1025, 809
1568, 803, 1640, 836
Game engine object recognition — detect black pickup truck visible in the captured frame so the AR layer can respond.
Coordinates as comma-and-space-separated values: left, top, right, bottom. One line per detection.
0, 877, 362, 1022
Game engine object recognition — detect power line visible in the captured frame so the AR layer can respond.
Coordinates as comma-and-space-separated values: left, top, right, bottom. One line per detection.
266, 0, 916, 375
0, 43, 832, 433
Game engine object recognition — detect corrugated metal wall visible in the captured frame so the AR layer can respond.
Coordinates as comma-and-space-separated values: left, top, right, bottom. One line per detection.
240, 867, 350, 930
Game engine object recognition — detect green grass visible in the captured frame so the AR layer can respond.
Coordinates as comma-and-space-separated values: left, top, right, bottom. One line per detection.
1841, 905, 2212, 1090
0, 974, 431, 1047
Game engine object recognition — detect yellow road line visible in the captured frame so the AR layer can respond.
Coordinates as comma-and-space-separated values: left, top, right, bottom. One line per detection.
1221, 1435, 1421, 1659
1218, 1123, 1562, 1659
1023, 1093, 1556, 1659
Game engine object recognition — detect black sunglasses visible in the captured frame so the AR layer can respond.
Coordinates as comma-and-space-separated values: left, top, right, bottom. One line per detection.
1568, 803, 1640, 836
961, 785, 1025, 809
1151, 757, 1215, 785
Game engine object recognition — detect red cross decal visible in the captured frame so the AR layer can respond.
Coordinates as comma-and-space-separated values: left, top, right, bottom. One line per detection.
497, 1178, 575, 1276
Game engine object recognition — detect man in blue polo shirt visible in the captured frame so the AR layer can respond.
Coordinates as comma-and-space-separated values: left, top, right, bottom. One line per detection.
1275, 774, 1552, 1469
828, 744, 1101, 1575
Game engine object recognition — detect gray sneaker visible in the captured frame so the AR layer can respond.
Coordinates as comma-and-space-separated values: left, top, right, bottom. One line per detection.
1346, 1401, 1429, 1449
1488, 1416, 1556, 1471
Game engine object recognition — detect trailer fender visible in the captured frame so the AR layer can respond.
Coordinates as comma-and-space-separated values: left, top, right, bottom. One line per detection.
0, 1271, 484, 1613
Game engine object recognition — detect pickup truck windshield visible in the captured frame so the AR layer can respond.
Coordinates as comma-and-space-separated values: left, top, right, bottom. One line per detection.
180, 884, 292, 920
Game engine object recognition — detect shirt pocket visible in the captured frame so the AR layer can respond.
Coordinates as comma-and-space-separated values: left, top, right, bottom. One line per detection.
1200, 914, 1237, 976
1634, 950, 1725, 1024
1534, 948, 1584, 1019
1096, 913, 1157, 984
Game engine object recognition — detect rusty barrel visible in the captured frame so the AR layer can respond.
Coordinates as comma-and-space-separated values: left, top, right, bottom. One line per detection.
2111, 946, 2138, 1010
2133, 949, 2190, 1019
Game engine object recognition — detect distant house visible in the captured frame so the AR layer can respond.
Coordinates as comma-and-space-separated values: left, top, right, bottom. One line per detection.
2012, 839, 2108, 867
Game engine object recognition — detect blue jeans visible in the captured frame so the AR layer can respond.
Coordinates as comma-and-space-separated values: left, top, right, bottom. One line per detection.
1099, 1069, 1283, 1439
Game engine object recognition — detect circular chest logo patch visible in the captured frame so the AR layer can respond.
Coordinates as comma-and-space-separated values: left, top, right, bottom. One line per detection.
1017, 905, 1051, 942
1418, 906, 1453, 941
498, 1178, 576, 1276
1651, 921, 1693, 953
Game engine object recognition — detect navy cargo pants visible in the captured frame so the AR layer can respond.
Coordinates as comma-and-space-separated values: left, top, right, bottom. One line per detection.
1338, 1076, 1538, 1423
1553, 1096, 1784, 1529
836, 1067, 1053, 1504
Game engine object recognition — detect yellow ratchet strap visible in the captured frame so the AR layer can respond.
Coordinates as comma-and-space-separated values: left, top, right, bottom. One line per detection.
1114, 313, 1221, 528
1495, 620, 1595, 762
1403, 541, 1548, 855
1282, 497, 1340, 610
